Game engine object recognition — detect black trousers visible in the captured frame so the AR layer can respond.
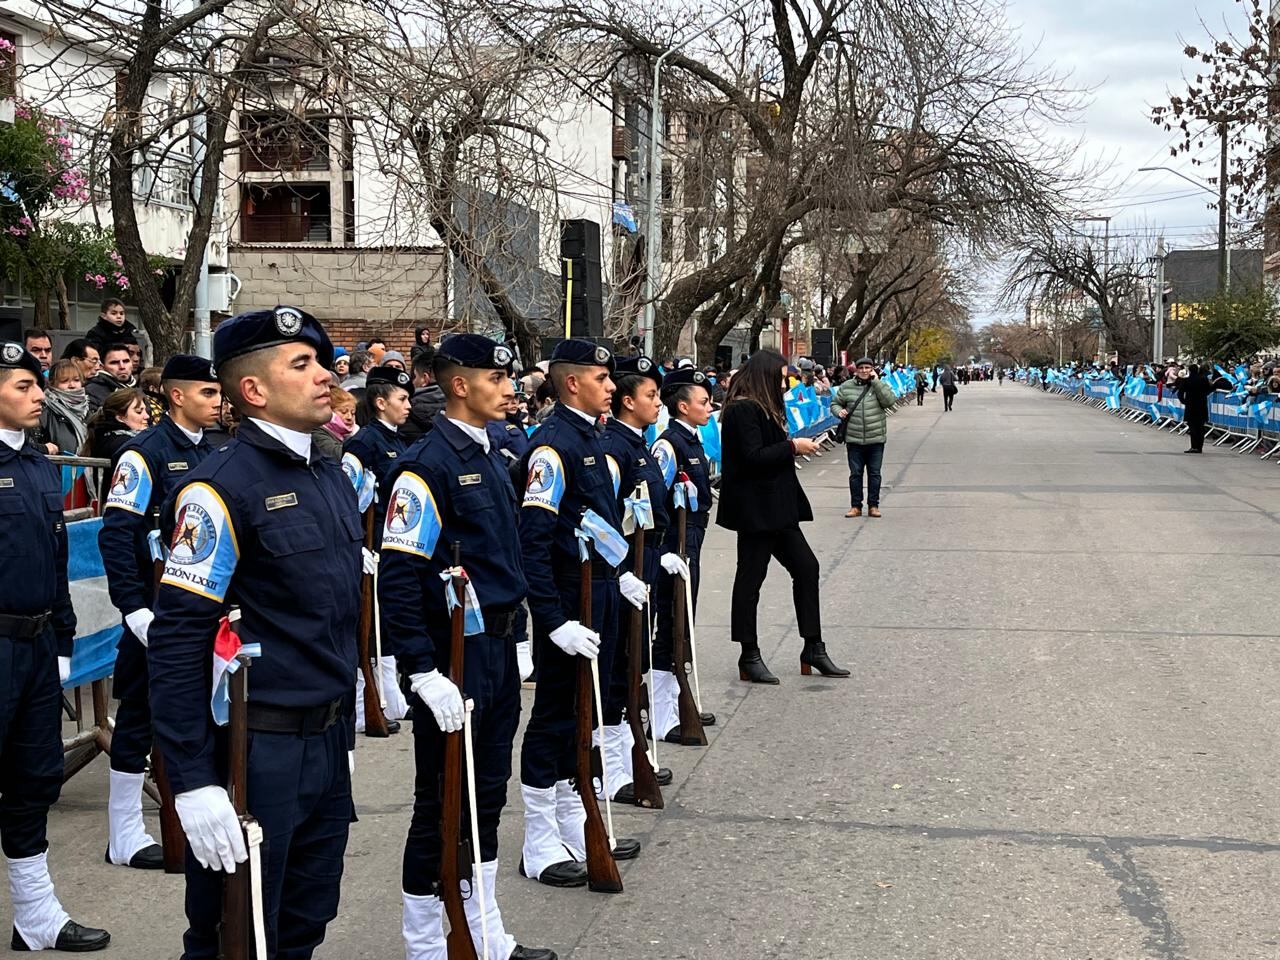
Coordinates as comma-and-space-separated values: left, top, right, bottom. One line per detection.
653, 525, 704, 673
730, 527, 821, 648
1187, 419, 1207, 451
0, 627, 63, 860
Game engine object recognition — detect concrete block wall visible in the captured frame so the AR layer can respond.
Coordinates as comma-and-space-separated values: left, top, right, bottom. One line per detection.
228, 246, 448, 353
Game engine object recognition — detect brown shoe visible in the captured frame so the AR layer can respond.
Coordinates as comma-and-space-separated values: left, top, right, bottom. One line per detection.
845, 507, 862, 518
868, 507, 882, 518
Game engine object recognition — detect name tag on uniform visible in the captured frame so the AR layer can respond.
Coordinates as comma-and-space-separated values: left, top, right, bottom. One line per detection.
689, 457, 701, 465
265, 493, 298, 511
167, 461, 189, 471
0, 478, 12, 488
458, 474, 482, 486
387, 451, 398, 458
583, 456, 596, 466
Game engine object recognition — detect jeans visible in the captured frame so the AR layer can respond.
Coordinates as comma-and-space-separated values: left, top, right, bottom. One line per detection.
846, 442, 885, 508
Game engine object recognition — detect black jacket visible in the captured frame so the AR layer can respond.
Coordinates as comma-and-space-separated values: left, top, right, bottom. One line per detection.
1175, 373, 1228, 423
716, 399, 812, 533
83, 317, 139, 354
86, 371, 132, 411
402, 384, 447, 443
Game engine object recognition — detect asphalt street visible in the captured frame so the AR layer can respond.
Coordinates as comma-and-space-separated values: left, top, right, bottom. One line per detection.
44, 381, 1280, 959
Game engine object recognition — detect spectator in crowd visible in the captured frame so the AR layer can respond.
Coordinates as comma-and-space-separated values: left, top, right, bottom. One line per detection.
23, 328, 53, 373
366, 336, 387, 364
313, 386, 357, 461
37, 359, 90, 455
342, 349, 373, 392
832, 357, 897, 519
83, 297, 138, 354
137, 365, 166, 424
532, 375, 557, 421
519, 365, 545, 398
410, 325, 433, 360
402, 345, 445, 442
83, 388, 150, 501
382, 350, 407, 372
61, 338, 101, 383
1175, 364, 1228, 453
87, 342, 137, 411
126, 340, 144, 379
205, 394, 237, 447
332, 348, 350, 380
938, 364, 958, 411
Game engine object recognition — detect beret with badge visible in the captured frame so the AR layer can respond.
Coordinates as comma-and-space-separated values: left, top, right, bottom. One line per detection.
614, 354, 663, 388
659, 365, 710, 400
549, 338, 614, 373
0, 342, 42, 380
367, 365, 412, 389
161, 354, 219, 383
435, 334, 515, 371
213, 305, 333, 370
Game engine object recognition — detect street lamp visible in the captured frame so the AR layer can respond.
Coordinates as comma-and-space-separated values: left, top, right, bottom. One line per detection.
642, 0, 758, 358
1139, 164, 1230, 292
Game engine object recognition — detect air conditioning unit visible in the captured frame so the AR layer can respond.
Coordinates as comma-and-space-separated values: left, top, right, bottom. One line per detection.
206, 272, 242, 313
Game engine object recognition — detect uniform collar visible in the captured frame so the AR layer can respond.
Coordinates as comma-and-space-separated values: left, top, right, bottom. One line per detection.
0, 428, 25, 452
243, 417, 315, 463
555, 403, 601, 435
163, 415, 204, 447
608, 418, 646, 445
436, 415, 490, 456
675, 418, 701, 441
446, 417, 490, 453
373, 417, 398, 434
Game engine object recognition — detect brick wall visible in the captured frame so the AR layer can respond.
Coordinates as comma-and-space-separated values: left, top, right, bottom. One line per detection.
228, 246, 449, 354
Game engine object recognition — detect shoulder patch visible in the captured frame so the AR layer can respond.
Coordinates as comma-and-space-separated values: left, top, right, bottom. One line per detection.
161, 482, 239, 602
382, 471, 441, 559
651, 438, 677, 489
104, 450, 153, 515
523, 447, 565, 514
605, 454, 621, 498
342, 451, 376, 513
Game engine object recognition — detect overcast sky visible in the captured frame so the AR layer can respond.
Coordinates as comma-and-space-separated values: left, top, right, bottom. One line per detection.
970, 0, 1247, 326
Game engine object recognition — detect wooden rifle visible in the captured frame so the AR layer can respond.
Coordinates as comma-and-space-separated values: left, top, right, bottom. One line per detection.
148, 506, 185, 874
671, 497, 707, 746
439, 544, 478, 960
576, 555, 623, 893
624, 526, 662, 808
357, 508, 390, 737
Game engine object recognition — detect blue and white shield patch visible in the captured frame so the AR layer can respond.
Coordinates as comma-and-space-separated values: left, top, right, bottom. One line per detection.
523, 447, 565, 513
651, 438, 677, 489
161, 483, 239, 603
382, 471, 441, 559
103, 450, 153, 515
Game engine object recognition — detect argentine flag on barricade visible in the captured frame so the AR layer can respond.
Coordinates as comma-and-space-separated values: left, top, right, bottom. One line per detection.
64, 517, 122, 690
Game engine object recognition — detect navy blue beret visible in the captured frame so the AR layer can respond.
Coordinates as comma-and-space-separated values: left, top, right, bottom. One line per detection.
660, 366, 710, 399
0, 342, 42, 380
161, 354, 218, 383
614, 354, 662, 388
213, 305, 333, 370
367, 365, 412, 389
436, 334, 515, 370
550, 338, 613, 372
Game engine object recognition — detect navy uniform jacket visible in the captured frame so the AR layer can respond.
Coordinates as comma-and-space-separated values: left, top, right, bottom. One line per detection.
148, 419, 362, 795
378, 415, 527, 676
98, 417, 212, 699
601, 419, 669, 544
341, 419, 407, 537
486, 418, 531, 463
651, 420, 712, 531
517, 404, 623, 634
0, 439, 75, 653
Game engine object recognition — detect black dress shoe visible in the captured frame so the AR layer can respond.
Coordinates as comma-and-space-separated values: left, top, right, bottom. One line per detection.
518, 858, 587, 888
655, 766, 673, 786
103, 843, 163, 869
800, 641, 850, 678
738, 647, 779, 684
12, 920, 110, 952
661, 729, 684, 745
699, 711, 716, 726
610, 837, 641, 860
512, 947, 558, 960
386, 720, 402, 734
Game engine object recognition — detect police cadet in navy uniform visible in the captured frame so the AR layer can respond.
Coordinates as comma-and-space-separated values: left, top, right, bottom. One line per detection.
650, 367, 718, 745
341, 363, 413, 733
147, 307, 361, 959
0, 343, 110, 952
377, 334, 555, 960
98, 355, 221, 871
486, 387, 534, 681
515, 339, 647, 888
596, 355, 674, 805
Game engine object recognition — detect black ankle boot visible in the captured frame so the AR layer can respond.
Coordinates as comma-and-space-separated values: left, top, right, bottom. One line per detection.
738, 644, 779, 684
800, 640, 850, 678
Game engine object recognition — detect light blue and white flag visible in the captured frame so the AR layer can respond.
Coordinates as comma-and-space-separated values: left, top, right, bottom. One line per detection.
65, 518, 122, 689
575, 508, 628, 568
441, 569, 485, 636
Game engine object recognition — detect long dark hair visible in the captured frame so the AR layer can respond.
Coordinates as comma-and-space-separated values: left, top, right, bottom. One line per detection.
724, 349, 787, 426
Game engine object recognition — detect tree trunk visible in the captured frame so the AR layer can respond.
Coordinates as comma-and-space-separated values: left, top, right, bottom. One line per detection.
32, 288, 50, 329
54, 275, 71, 330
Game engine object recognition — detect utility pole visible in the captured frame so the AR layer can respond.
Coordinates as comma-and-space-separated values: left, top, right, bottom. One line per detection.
1218, 119, 1229, 293
1152, 236, 1166, 362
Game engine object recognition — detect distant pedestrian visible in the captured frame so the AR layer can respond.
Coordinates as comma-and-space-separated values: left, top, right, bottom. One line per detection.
939, 366, 958, 411
832, 357, 896, 519
914, 369, 927, 405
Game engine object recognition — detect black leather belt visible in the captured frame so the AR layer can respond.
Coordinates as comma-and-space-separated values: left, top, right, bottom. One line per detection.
0, 612, 51, 640
481, 608, 518, 639
554, 557, 619, 580
246, 697, 344, 736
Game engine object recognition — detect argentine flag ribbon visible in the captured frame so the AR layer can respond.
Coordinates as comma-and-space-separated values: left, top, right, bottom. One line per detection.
146, 528, 166, 564
576, 509, 629, 568
441, 569, 485, 636
672, 471, 699, 512
211, 614, 261, 727
622, 483, 654, 535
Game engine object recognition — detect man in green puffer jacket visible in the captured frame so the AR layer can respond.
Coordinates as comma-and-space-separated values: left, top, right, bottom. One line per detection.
830, 357, 897, 518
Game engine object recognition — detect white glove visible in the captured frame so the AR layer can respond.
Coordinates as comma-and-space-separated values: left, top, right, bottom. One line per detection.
516, 640, 534, 682
660, 553, 690, 579
362, 547, 379, 575
125, 608, 155, 646
410, 670, 465, 732
175, 785, 247, 872
618, 572, 648, 610
57, 657, 71, 684
549, 621, 600, 660
348, 750, 355, 777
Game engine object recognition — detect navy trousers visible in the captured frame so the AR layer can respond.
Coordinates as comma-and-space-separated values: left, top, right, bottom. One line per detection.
604, 544, 660, 726
0, 628, 62, 859
182, 720, 352, 960
520, 575, 620, 789
653, 525, 704, 673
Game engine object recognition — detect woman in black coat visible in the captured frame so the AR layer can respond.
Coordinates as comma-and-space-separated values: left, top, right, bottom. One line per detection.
717, 350, 848, 683
1174, 364, 1230, 453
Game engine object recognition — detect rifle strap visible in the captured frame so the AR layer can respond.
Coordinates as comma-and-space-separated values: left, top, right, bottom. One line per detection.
462, 702, 491, 960
589, 658, 616, 849
245, 819, 267, 960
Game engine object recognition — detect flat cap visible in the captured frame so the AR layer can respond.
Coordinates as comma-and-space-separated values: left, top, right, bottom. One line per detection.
549, 338, 613, 373
659, 366, 711, 399
161, 354, 218, 383
367, 365, 412, 389
614, 354, 662, 388
213, 305, 333, 370
0, 342, 42, 379
854, 356, 875, 366
436, 334, 515, 370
